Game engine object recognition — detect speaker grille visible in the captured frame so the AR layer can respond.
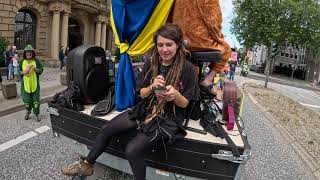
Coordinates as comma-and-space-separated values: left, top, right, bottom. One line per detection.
85, 65, 109, 103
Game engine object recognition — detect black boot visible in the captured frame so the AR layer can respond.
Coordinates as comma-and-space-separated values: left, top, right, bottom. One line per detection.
35, 116, 41, 122
24, 111, 31, 120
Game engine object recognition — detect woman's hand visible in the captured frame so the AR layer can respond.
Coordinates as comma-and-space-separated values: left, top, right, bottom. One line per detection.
23, 70, 29, 76
140, 75, 166, 98
163, 85, 189, 108
164, 85, 179, 101
23, 68, 30, 76
153, 75, 167, 100
151, 75, 166, 89
29, 65, 35, 73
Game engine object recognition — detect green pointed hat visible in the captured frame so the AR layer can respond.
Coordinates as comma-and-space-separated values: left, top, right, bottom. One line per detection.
23, 44, 36, 59
24, 44, 34, 51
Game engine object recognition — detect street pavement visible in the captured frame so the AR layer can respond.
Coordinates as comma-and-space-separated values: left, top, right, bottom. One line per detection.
246, 70, 320, 92
236, 74, 319, 180
240, 95, 315, 180
238, 69, 320, 112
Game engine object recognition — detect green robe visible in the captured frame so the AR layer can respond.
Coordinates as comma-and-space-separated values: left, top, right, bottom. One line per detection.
19, 58, 43, 116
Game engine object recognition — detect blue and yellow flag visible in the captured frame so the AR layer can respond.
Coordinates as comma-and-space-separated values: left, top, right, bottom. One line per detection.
111, 0, 174, 110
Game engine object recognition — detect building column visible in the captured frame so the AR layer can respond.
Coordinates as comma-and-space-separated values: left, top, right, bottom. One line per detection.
95, 21, 102, 46
61, 12, 69, 50
107, 28, 113, 51
51, 11, 61, 59
101, 22, 107, 50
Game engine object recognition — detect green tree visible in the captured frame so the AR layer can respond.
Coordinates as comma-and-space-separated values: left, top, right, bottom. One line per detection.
0, 37, 8, 67
231, 0, 320, 87
232, 0, 286, 87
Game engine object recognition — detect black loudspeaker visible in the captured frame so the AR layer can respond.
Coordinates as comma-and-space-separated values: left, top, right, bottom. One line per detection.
66, 45, 110, 104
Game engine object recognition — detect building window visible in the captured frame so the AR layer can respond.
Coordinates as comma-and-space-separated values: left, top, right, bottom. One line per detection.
14, 10, 37, 50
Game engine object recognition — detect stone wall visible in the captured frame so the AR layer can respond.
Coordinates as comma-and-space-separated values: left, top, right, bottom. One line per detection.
0, 0, 49, 60
0, 0, 116, 67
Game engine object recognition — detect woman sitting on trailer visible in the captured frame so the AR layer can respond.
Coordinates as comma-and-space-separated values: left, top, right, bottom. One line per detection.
62, 24, 197, 180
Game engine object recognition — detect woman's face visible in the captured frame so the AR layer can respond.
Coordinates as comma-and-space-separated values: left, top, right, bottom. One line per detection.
26, 51, 33, 59
156, 35, 178, 63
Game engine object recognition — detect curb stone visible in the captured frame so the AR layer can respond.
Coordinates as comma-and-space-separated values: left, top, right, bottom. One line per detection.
241, 81, 320, 179
274, 123, 295, 144
291, 141, 319, 173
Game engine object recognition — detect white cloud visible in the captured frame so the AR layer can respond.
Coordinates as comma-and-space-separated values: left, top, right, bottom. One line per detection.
220, 0, 234, 19
219, 0, 240, 48
220, 0, 233, 29
225, 38, 234, 47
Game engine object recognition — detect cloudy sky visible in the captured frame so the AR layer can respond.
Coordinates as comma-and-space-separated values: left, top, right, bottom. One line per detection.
219, 0, 240, 48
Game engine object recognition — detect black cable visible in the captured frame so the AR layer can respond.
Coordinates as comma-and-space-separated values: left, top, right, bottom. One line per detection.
173, 172, 178, 180
156, 114, 168, 161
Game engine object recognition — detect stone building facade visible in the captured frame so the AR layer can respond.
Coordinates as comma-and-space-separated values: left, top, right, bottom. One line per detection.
0, 0, 114, 66
250, 44, 318, 80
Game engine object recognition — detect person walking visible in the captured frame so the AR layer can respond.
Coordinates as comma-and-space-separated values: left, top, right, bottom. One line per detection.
63, 46, 69, 67
12, 53, 19, 81
9, 46, 18, 81
19, 45, 43, 122
228, 60, 237, 81
59, 46, 65, 70
4, 45, 11, 80
1, 46, 9, 89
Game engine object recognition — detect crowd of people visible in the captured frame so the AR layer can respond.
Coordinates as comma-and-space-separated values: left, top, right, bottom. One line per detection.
1, 45, 19, 83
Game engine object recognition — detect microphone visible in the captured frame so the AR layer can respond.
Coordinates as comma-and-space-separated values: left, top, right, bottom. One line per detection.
159, 65, 169, 78
154, 65, 169, 94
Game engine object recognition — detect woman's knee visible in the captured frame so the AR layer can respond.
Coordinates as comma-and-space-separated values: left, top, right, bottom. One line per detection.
125, 144, 142, 160
98, 124, 115, 138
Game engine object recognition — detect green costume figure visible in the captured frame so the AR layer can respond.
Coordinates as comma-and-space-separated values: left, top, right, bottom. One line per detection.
19, 45, 43, 122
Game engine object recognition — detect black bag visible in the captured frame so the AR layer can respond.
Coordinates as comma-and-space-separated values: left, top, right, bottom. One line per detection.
200, 104, 224, 138
91, 86, 115, 116
52, 83, 84, 111
189, 85, 217, 120
189, 101, 202, 120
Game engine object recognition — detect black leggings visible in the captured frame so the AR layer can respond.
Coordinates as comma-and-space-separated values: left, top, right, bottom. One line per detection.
86, 116, 169, 180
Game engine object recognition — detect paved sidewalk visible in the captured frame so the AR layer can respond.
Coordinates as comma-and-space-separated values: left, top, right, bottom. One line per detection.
242, 82, 320, 180
0, 68, 67, 117
240, 68, 320, 92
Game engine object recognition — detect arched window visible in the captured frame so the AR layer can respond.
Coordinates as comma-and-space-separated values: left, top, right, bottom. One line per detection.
14, 10, 37, 50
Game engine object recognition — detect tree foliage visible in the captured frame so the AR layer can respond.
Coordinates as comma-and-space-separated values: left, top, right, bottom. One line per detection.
0, 37, 8, 66
231, 0, 320, 87
231, 0, 320, 54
